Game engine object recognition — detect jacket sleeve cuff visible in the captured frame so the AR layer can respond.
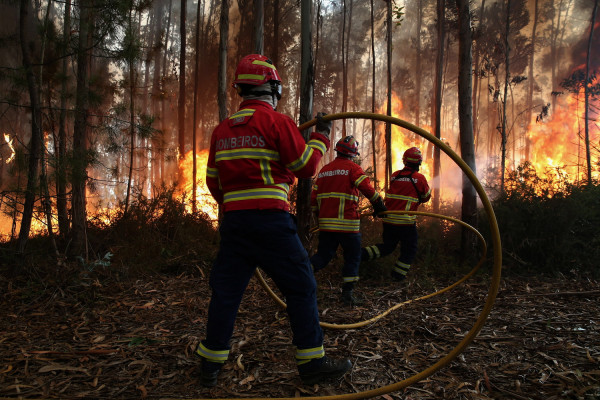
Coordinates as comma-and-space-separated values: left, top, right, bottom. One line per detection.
309, 131, 330, 150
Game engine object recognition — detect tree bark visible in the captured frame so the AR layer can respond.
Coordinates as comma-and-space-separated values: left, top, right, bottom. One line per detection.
432, 0, 445, 213
370, 0, 377, 189
218, 0, 229, 122
17, 0, 43, 255
584, 0, 598, 186
71, 0, 93, 257
457, 0, 477, 259
500, 0, 511, 193
297, 0, 314, 247
253, 0, 264, 54
178, 0, 187, 159
525, 0, 538, 160
385, 0, 392, 189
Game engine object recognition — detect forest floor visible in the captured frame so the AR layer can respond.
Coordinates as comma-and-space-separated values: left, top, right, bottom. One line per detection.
0, 265, 599, 400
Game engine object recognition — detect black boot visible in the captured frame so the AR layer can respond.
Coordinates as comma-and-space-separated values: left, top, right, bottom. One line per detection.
299, 356, 352, 385
196, 353, 221, 388
341, 289, 357, 306
341, 282, 358, 306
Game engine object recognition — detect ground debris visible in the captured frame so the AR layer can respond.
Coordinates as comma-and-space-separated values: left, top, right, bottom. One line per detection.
0, 271, 598, 399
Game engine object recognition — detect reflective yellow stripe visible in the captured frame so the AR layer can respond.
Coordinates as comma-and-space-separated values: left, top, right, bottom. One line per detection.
354, 175, 367, 187
215, 148, 280, 162
317, 218, 361, 232
369, 192, 380, 202
296, 346, 325, 364
196, 343, 229, 363
206, 166, 218, 179
287, 146, 314, 172
252, 60, 277, 70
382, 213, 416, 225
394, 261, 411, 275
315, 192, 359, 202
365, 245, 380, 260
385, 193, 418, 202
260, 159, 274, 184
229, 108, 255, 119
307, 138, 327, 155
237, 73, 265, 81
343, 276, 359, 283
223, 185, 289, 204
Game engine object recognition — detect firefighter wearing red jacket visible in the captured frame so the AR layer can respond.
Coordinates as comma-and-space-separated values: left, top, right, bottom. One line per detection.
197, 54, 351, 387
362, 147, 431, 281
310, 136, 387, 306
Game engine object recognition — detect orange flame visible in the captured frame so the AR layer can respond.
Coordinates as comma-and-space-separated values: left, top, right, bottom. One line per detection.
176, 149, 219, 222
4, 133, 15, 164
524, 86, 599, 184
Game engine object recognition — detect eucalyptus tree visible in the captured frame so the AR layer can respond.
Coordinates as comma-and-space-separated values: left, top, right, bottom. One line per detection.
16, 0, 44, 254
457, 0, 477, 256
297, 0, 315, 246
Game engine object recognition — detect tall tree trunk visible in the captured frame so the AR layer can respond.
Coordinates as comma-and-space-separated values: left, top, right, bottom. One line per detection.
297, 0, 314, 247
500, 0, 511, 193
71, 0, 93, 257
525, 0, 539, 160
253, 0, 264, 54
385, 0, 392, 189
584, 0, 598, 186
370, 0, 377, 189
150, 0, 164, 186
218, 0, 229, 122
272, 0, 280, 67
472, 0, 485, 151
124, 7, 136, 217
415, 0, 422, 128
161, 0, 173, 181
17, 0, 43, 255
457, 0, 477, 259
432, 0, 445, 213
341, 0, 348, 136
57, 0, 72, 237
192, 0, 204, 213
178, 0, 187, 160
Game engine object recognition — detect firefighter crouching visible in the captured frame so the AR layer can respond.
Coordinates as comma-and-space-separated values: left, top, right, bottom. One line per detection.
310, 136, 387, 306
362, 147, 431, 281
197, 54, 352, 387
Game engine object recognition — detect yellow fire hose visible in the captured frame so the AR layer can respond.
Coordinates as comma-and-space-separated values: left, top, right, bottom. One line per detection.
201, 112, 502, 400
255, 210, 488, 329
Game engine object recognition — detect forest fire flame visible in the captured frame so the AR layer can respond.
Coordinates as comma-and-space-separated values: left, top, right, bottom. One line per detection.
176, 149, 219, 222
4, 133, 15, 164
524, 85, 599, 185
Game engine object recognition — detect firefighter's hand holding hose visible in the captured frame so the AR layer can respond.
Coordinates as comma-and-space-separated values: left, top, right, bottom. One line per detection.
315, 112, 332, 138
371, 197, 387, 218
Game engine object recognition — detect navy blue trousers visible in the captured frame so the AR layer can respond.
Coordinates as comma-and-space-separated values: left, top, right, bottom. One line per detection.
362, 223, 418, 265
203, 210, 323, 354
310, 231, 362, 284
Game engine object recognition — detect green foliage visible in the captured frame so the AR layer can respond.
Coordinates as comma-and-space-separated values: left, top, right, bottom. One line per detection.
393, 4, 405, 27
481, 162, 600, 275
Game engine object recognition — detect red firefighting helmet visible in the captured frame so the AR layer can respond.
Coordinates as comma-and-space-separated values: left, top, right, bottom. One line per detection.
336, 136, 360, 157
403, 147, 423, 164
232, 54, 282, 87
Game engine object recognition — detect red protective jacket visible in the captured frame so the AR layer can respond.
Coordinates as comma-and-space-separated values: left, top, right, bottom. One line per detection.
206, 100, 330, 213
311, 156, 380, 233
382, 167, 431, 225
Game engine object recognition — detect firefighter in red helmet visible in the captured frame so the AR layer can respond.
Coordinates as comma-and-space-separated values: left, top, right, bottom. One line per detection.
197, 54, 351, 387
310, 135, 387, 306
362, 147, 431, 281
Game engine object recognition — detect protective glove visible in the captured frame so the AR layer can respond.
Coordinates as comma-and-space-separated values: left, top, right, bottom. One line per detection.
315, 112, 332, 138
371, 197, 387, 218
